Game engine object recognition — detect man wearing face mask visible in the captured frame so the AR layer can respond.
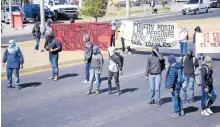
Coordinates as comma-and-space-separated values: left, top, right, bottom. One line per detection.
200, 56, 217, 116
145, 46, 165, 106
181, 50, 199, 104
86, 46, 104, 95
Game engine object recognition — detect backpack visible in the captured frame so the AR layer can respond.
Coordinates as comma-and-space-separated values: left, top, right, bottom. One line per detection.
115, 52, 124, 68
182, 56, 196, 66
194, 65, 209, 86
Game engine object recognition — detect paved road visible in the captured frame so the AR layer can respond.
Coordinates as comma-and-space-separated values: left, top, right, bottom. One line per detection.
1, 8, 220, 44
1, 49, 220, 127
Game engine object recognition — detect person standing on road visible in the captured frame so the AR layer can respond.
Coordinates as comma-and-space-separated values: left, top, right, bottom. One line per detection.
2, 40, 24, 89
47, 32, 62, 81
86, 46, 104, 95
32, 22, 41, 52
200, 56, 217, 116
107, 47, 123, 96
145, 46, 165, 106
42, 19, 53, 52
111, 20, 117, 47
150, 0, 156, 14
82, 34, 93, 83
181, 50, 199, 104
165, 55, 184, 118
193, 26, 203, 60
179, 26, 189, 57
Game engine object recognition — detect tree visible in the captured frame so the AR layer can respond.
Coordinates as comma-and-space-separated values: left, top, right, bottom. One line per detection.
81, 0, 108, 22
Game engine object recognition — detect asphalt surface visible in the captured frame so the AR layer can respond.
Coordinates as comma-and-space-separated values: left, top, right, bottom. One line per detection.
1, 47, 220, 127
1, 8, 220, 44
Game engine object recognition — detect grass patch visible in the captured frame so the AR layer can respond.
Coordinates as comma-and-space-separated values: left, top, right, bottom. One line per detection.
146, 7, 170, 14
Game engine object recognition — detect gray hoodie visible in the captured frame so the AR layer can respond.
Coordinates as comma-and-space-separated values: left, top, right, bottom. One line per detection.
90, 46, 104, 73
84, 34, 93, 63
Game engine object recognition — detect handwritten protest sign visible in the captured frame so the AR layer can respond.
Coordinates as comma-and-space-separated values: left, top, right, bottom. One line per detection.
196, 31, 220, 53
120, 20, 180, 49
52, 22, 112, 51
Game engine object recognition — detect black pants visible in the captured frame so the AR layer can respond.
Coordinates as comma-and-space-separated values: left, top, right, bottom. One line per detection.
121, 37, 131, 53
111, 35, 115, 47
108, 71, 120, 92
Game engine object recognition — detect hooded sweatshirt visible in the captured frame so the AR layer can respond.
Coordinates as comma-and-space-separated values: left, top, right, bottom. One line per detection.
165, 55, 183, 89
201, 56, 213, 90
145, 46, 163, 76
108, 47, 122, 72
84, 34, 93, 63
181, 51, 199, 78
90, 46, 104, 73
32, 23, 41, 38
193, 26, 202, 44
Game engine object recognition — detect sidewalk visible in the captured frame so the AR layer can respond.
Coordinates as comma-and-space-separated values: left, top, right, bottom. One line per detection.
1, 11, 179, 37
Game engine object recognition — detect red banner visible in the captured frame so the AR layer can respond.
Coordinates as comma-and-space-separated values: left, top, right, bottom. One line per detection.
51, 22, 112, 51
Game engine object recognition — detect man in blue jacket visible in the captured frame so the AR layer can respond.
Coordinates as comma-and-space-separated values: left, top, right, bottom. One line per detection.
2, 40, 24, 89
165, 55, 184, 117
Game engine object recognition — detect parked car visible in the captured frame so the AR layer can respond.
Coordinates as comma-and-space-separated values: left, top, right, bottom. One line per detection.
182, 0, 210, 15
118, 0, 141, 7
210, 0, 220, 7
1, 5, 27, 24
23, 4, 55, 21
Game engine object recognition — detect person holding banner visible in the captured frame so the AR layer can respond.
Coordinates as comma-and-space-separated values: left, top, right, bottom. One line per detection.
145, 46, 165, 106
111, 20, 117, 47
193, 26, 203, 60
179, 26, 189, 57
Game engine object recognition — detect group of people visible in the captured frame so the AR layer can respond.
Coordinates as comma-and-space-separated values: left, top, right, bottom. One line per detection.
2, 20, 217, 117
145, 42, 217, 117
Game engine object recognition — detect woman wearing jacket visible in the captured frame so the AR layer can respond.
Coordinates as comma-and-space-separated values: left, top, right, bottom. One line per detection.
2, 40, 24, 89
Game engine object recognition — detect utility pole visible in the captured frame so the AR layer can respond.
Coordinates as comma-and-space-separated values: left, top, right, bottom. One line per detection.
40, 0, 45, 32
79, 0, 82, 9
126, 0, 130, 19
9, 0, 12, 28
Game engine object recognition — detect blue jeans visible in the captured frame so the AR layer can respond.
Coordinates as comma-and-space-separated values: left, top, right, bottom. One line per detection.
85, 63, 90, 81
49, 55, 59, 77
172, 89, 184, 113
35, 38, 40, 50
181, 77, 195, 101
149, 74, 161, 102
201, 87, 217, 110
89, 69, 100, 90
7, 68, 19, 87
180, 42, 187, 57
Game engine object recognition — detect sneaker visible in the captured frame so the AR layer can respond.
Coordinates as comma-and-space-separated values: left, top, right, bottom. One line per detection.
7, 84, 12, 88
182, 100, 188, 104
86, 91, 91, 95
48, 77, 54, 80
108, 91, 113, 95
201, 110, 211, 116
53, 76, 59, 81
180, 110, 185, 116
128, 51, 132, 55
169, 113, 180, 118
95, 90, 100, 95
155, 102, 161, 106
206, 108, 213, 115
82, 80, 89, 83
148, 100, 155, 105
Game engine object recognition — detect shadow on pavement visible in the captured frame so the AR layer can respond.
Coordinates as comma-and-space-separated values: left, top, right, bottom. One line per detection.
211, 106, 220, 113
121, 88, 138, 94
19, 82, 42, 90
100, 87, 117, 93
160, 97, 172, 105
184, 106, 199, 114
59, 73, 79, 80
